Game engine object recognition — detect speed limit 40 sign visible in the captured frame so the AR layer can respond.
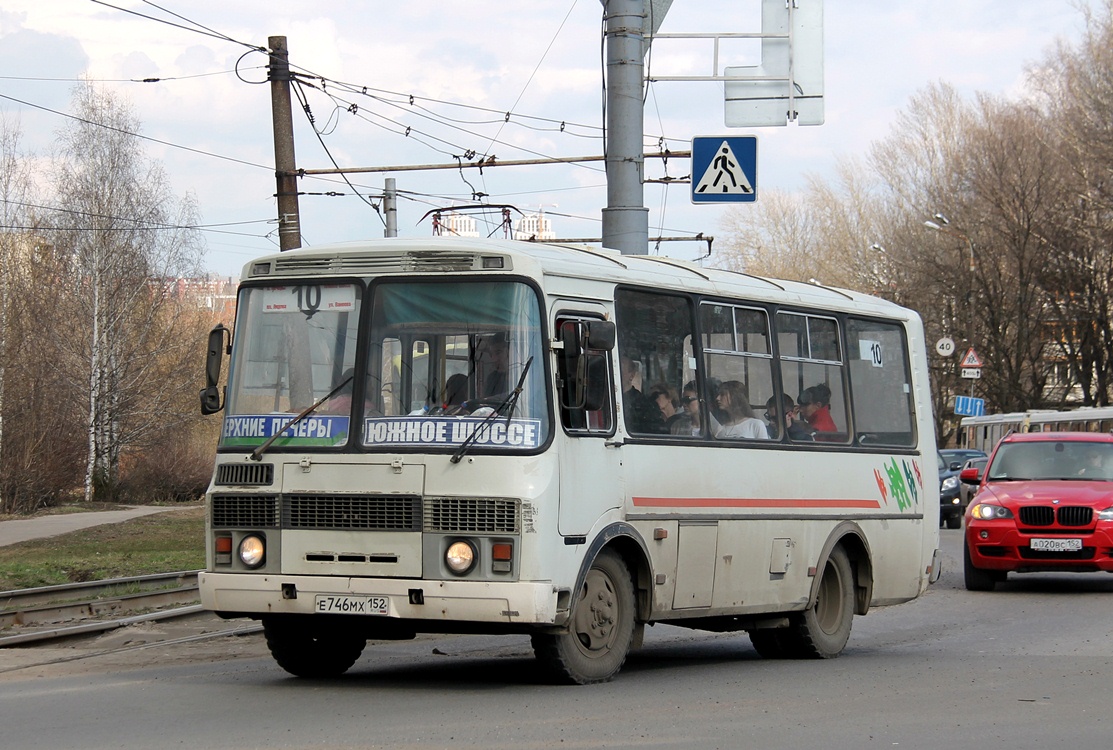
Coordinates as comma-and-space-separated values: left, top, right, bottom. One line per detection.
935, 337, 955, 357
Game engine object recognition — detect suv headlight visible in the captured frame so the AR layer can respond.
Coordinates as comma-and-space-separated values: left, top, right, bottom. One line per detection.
1098, 507, 1113, 522
970, 503, 1014, 520
941, 476, 959, 492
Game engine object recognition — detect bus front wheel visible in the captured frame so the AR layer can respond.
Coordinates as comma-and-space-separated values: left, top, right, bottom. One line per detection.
789, 546, 855, 658
531, 549, 636, 685
262, 616, 367, 678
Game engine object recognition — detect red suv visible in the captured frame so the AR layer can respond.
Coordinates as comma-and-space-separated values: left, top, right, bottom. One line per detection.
961, 431, 1113, 591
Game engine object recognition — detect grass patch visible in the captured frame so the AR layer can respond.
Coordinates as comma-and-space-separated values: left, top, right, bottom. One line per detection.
0, 506, 205, 591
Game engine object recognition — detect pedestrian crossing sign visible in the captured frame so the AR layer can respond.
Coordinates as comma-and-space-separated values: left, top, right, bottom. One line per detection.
691, 136, 757, 203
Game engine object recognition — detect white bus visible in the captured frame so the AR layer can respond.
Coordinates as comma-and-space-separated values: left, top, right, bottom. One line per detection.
199, 237, 940, 684
960, 406, 1113, 455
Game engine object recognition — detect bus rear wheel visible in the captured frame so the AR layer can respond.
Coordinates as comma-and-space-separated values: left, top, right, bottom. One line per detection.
262, 616, 367, 678
531, 549, 636, 685
788, 546, 855, 658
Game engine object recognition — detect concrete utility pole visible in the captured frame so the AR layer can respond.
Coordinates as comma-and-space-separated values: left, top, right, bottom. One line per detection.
601, 0, 649, 255
269, 35, 302, 251
383, 177, 398, 237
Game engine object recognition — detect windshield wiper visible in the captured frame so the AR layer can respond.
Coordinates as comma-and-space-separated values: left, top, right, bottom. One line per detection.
450, 357, 533, 464
250, 375, 353, 461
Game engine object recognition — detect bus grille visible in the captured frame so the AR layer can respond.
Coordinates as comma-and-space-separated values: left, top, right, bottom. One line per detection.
423, 497, 520, 533
284, 494, 421, 531
1019, 506, 1092, 527
214, 463, 274, 486
272, 252, 478, 275
211, 495, 280, 528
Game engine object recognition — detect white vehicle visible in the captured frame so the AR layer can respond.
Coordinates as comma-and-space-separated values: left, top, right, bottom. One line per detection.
959, 406, 1113, 455
199, 238, 940, 684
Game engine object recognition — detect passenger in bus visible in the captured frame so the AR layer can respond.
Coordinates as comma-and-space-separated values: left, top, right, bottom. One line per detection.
621, 356, 665, 433
679, 381, 702, 436
713, 380, 769, 439
798, 384, 838, 433
705, 377, 731, 427
480, 333, 510, 398
649, 383, 687, 433
322, 368, 357, 414
441, 373, 470, 414
765, 393, 814, 441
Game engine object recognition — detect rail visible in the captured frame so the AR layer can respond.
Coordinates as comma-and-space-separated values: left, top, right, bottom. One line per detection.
0, 570, 209, 647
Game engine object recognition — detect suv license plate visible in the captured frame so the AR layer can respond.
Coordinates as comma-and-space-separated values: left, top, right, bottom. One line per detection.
314, 594, 389, 615
1029, 538, 1083, 552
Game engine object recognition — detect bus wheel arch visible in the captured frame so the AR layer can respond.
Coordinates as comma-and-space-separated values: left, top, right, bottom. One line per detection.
532, 524, 650, 684
811, 522, 873, 616
785, 524, 873, 659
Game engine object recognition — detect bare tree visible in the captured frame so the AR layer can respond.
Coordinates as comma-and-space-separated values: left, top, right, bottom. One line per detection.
1032, 1, 1113, 405
48, 84, 204, 502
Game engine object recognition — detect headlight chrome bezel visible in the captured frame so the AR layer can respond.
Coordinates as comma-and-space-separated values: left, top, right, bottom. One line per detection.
445, 539, 477, 575
238, 534, 266, 568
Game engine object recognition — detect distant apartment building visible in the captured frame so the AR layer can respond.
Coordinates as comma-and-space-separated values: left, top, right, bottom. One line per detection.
156, 275, 237, 315
514, 211, 556, 241
436, 213, 480, 238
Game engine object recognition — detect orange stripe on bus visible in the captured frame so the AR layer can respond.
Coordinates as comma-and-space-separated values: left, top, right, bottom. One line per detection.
632, 497, 883, 509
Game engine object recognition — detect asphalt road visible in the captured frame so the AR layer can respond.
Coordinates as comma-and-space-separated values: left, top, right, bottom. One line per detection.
1, 528, 1110, 750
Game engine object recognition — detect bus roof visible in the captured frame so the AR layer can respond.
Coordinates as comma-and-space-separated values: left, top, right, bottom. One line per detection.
241, 237, 916, 322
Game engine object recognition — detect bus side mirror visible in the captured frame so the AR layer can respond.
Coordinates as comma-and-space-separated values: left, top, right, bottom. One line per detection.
557, 320, 613, 412
584, 320, 616, 351
200, 323, 230, 415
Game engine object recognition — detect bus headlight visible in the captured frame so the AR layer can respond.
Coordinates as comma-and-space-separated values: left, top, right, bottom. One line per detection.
238, 534, 266, 568
445, 540, 477, 575
970, 503, 1013, 521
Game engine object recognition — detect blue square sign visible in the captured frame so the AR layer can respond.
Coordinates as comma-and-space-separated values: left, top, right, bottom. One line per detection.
691, 136, 757, 203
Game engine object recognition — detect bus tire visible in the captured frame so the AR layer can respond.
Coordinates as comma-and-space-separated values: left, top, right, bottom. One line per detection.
262, 616, 366, 678
789, 546, 855, 659
748, 628, 795, 659
531, 549, 636, 685
963, 540, 1001, 591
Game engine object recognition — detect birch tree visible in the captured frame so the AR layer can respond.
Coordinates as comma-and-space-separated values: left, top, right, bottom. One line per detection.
49, 84, 204, 502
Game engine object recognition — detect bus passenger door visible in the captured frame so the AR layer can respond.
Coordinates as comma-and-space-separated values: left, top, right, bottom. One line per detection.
554, 314, 624, 536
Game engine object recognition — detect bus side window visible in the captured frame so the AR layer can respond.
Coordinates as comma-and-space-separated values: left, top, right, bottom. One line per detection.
777, 312, 849, 443
846, 319, 915, 447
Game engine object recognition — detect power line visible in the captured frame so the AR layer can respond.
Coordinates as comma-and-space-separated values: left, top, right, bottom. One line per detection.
290, 79, 385, 227
88, 0, 264, 51
0, 92, 272, 172
0, 68, 261, 84
1, 198, 273, 238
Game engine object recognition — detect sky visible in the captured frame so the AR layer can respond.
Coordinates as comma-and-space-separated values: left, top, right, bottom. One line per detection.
0, 1, 1095, 277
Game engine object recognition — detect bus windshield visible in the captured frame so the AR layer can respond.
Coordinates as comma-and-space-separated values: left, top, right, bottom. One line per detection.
361, 280, 549, 453
221, 283, 361, 450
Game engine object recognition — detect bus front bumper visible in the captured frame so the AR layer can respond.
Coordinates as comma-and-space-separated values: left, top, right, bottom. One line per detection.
200, 572, 561, 625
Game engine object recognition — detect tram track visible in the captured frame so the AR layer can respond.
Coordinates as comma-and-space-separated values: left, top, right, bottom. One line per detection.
0, 570, 220, 648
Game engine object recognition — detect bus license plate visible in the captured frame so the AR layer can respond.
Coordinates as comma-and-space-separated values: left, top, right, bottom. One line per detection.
1029, 538, 1083, 552
314, 594, 389, 615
